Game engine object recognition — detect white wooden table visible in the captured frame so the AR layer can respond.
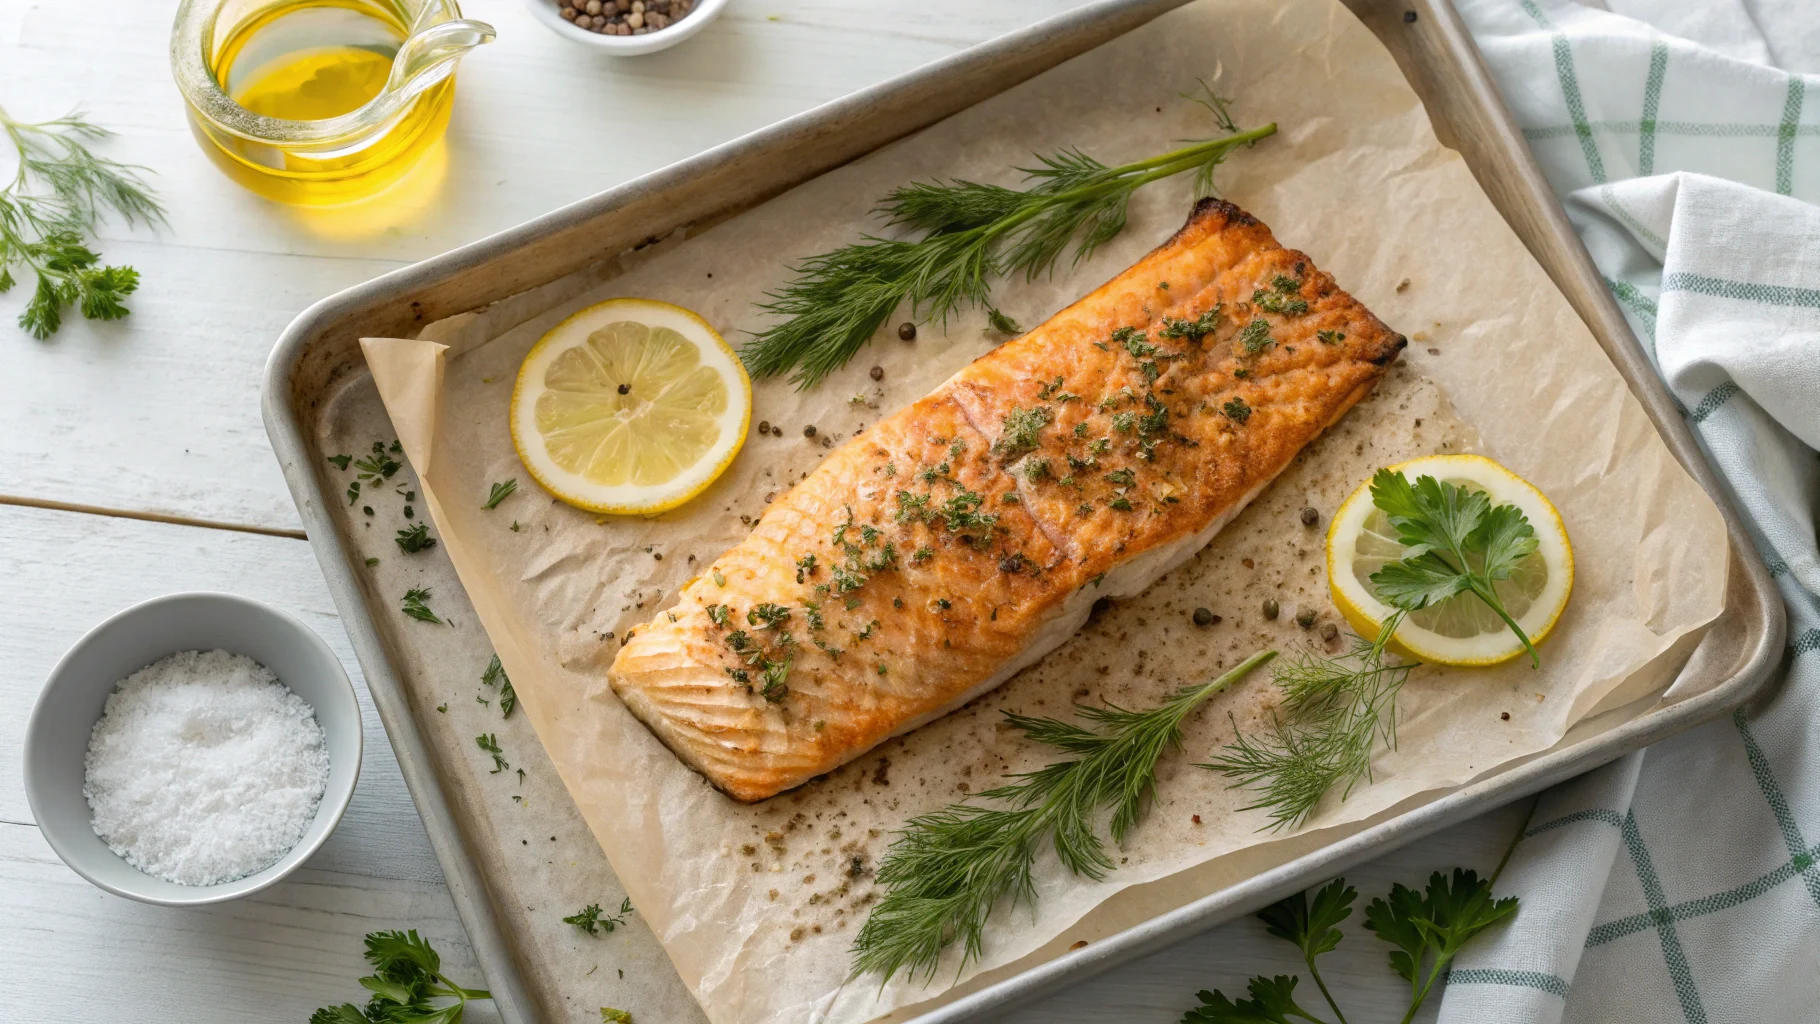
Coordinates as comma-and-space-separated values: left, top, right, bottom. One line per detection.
0, 2, 1526, 1020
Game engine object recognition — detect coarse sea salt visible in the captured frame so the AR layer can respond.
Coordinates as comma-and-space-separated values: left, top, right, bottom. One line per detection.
82, 649, 331, 886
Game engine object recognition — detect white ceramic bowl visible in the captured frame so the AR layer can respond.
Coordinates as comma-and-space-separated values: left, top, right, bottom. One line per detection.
22, 592, 362, 906
525, 0, 730, 54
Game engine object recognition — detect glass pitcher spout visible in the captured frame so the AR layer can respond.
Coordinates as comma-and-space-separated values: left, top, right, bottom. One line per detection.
378, 15, 495, 114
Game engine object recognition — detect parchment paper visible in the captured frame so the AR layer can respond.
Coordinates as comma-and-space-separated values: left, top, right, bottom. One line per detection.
360, 0, 1729, 1021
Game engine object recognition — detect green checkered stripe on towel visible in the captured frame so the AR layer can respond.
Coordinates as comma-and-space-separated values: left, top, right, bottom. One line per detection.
1449, 701, 1820, 1011
1512, 0, 1813, 198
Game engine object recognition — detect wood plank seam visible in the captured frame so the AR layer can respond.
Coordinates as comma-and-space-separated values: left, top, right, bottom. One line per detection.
0, 494, 308, 540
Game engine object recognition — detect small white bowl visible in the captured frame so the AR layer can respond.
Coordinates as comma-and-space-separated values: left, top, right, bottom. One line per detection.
526, 0, 730, 54
22, 592, 362, 906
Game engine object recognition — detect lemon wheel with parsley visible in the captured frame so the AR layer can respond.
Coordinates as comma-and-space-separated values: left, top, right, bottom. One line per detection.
511, 298, 750, 515
1327, 454, 1574, 667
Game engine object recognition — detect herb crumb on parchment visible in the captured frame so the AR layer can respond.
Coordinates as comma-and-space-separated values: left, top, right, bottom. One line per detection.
400, 588, 444, 625
483, 478, 517, 510
564, 897, 635, 936
482, 653, 517, 718
475, 733, 507, 774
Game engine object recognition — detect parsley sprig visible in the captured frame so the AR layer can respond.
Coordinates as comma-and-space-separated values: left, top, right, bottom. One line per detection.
1182, 864, 1518, 1024
743, 89, 1274, 388
0, 106, 163, 340
852, 650, 1276, 982
1367, 469, 1541, 666
310, 930, 490, 1024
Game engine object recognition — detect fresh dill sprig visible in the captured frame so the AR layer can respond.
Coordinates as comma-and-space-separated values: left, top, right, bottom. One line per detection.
1201, 617, 1412, 832
0, 106, 163, 339
851, 649, 1276, 983
743, 91, 1276, 388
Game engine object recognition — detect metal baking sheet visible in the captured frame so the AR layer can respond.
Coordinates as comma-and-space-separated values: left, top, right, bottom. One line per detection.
261, 1, 1785, 1020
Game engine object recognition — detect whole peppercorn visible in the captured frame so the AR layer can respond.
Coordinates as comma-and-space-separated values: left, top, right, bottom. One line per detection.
898, 322, 917, 341
1192, 607, 1214, 627
1300, 506, 1320, 527
870, 366, 885, 381
757, 420, 771, 435
1262, 598, 1280, 620
1295, 609, 1316, 629
1320, 622, 1339, 642
803, 424, 817, 438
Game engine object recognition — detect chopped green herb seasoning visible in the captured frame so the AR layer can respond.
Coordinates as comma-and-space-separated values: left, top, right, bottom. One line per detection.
483, 653, 517, 718
1252, 274, 1308, 316
993, 405, 1053, 462
987, 307, 1022, 334
1238, 318, 1274, 353
475, 733, 508, 773
401, 588, 443, 625
395, 522, 436, 553
483, 478, 518, 510
564, 897, 634, 936
1159, 307, 1222, 342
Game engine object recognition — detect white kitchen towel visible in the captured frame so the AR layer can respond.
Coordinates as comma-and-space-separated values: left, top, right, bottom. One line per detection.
1436, 1, 1820, 1021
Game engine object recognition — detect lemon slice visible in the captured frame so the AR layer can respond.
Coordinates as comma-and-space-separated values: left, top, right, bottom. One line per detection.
511, 298, 750, 515
1327, 454, 1573, 666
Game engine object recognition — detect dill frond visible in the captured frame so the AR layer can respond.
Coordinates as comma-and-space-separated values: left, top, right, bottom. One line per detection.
743, 92, 1275, 389
0, 106, 163, 339
851, 649, 1276, 982
1201, 613, 1413, 832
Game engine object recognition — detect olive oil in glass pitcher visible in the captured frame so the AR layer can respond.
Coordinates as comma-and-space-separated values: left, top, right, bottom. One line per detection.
171, 0, 493, 205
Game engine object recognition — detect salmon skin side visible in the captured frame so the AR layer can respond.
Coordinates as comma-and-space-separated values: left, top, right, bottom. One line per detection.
610, 199, 1406, 803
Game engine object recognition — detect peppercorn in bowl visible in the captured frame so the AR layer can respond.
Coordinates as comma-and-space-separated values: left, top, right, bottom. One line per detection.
527, 0, 729, 53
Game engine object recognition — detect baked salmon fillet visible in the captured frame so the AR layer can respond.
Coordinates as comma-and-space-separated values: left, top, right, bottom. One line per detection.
611, 199, 1405, 802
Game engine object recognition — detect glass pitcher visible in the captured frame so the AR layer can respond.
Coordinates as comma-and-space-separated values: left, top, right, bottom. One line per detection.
170, 0, 494, 206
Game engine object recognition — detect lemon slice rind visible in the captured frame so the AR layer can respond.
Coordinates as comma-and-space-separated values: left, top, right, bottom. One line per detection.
511, 298, 751, 516
1327, 454, 1573, 667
